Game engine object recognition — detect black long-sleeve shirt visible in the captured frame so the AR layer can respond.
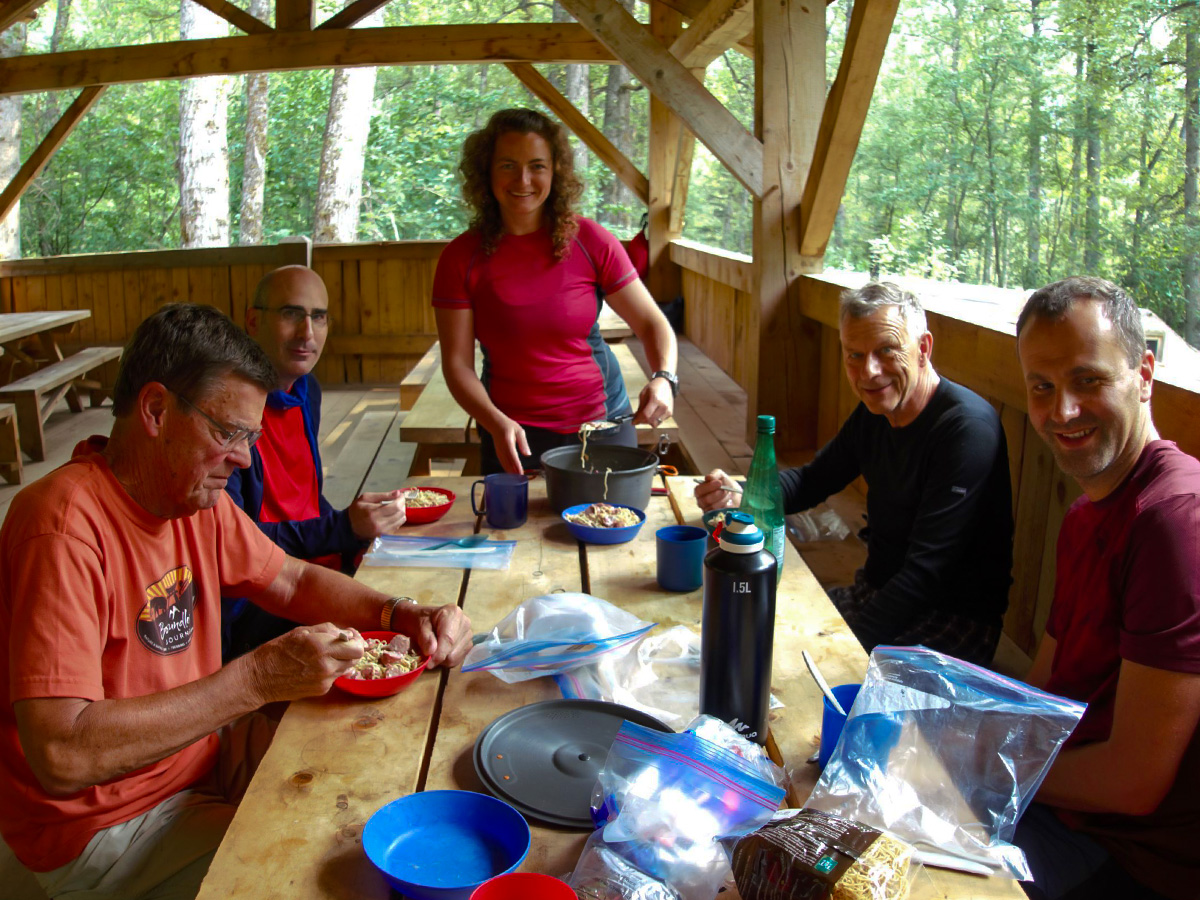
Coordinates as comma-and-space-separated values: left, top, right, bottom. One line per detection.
779, 378, 1013, 648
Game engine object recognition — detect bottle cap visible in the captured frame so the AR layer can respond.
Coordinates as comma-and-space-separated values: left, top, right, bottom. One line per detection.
756, 415, 776, 434
718, 510, 765, 553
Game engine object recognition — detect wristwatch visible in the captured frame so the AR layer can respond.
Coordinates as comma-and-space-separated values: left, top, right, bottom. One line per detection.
651, 370, 679, 397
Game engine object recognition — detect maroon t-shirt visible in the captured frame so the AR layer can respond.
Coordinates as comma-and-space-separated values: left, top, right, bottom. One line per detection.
1045, 440, 1200, 898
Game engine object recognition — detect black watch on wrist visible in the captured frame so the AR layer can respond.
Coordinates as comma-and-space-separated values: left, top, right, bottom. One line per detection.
651, 370, 679, 397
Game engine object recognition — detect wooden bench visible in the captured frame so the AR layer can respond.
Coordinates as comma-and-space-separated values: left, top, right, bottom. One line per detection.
0, 403, 20, 485
0, 346, 122, 462
399, 343, 440, 410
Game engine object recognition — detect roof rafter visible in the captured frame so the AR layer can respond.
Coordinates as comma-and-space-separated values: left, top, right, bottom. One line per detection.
0, 0, 47, 35
188, 0, 273, 35
318, 0, 393, 30
557, 0, 763, 197
506, 61, 649, 204
276, 0, 314, 31
799, 0, 901, 260
0, 25, 618, 95
0, 85, 105, 221
670, 0, 752, 68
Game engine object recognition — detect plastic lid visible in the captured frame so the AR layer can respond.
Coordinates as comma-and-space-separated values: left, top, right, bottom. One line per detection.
718, 511, 765, 553
756, 414, 776, 434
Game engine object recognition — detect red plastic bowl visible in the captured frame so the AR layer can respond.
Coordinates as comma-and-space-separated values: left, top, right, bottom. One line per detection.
335, 630, 428, 698
402, 487, 456, 525
470, 872, 576, 899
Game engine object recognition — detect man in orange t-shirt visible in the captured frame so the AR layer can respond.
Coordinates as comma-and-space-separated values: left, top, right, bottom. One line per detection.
0, 304, 472, 900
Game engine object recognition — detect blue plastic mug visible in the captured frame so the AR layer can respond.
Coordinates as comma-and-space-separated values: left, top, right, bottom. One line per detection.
818, 683, 861, 769
471, 473, 528, 529
656, 525, 708, 591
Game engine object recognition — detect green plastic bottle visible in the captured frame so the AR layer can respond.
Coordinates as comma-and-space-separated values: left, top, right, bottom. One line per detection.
741, 414, 786, 582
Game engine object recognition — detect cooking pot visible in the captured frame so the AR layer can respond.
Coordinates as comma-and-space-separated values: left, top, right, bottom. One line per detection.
540, 439, 672, 513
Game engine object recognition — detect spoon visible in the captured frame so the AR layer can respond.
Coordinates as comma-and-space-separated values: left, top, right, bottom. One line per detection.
579, 412, 635, 438
802, 649, 847, 716
418, 534, 490, 552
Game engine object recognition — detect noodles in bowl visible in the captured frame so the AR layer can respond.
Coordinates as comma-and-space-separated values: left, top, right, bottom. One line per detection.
561, 502, 646, 545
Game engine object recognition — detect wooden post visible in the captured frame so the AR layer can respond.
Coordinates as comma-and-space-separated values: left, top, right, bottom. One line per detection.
750, 0, 823, 449
275, 0, 313, 31
647, 0, 684, 305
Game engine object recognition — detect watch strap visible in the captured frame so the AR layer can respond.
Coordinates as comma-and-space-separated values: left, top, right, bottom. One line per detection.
380, 596, 413, 632
651, 370, 679, 397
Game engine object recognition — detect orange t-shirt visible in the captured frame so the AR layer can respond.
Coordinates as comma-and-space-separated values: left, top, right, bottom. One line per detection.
0, 437, 285, 871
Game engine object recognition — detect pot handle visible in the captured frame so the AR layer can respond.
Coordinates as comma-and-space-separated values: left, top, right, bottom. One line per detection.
657, 465, 679, 478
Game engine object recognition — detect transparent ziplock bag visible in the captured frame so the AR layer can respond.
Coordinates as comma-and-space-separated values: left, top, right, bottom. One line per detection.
461, 593, 654, 683
361, 534, 516, 569
806, 645, 1086, 880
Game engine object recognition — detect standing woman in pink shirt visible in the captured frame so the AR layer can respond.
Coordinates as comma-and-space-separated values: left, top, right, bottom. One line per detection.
432, 108, 678, 475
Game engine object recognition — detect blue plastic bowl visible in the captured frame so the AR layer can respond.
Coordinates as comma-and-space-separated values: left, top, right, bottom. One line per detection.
561, 503, 646, 545
363, 790, 531, 900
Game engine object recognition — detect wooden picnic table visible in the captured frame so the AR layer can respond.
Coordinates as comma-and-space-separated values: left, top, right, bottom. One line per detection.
401, 341, 680, 476
197, 476, 1024, 900
0, 310, 91, 385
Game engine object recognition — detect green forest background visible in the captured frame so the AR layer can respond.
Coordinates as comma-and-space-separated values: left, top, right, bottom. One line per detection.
12, 0, 1200, 340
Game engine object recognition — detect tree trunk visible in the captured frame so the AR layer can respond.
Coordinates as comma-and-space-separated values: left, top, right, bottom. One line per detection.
179, 3, 230, 248
313, 5, 383, 243
0, 22, 26, 259
1083, 41, 1101, 271
239, 0, 270, 245
1066, 51, 1085, 271
600, 0, 638, 233
1185, 13, 1199, 345
1025, 0, 1043, 288
552, 3, 590, 175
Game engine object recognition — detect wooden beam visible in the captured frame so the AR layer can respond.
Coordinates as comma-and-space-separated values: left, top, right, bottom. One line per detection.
647, 0, 685, 302
506, 62, 649, 205
667, 128, 697, 234
669, 0, 752, 68
799, 0, 900, 264
750, 0, 824, 449
0, 0, 46, 34
188, 0, 273, 35
317, 0, 392, 30
0, 25, 618, 94
653, 0, 752, 57
275, 0, 313, 31
557, 0, 763, 197
0, 85, 105, 223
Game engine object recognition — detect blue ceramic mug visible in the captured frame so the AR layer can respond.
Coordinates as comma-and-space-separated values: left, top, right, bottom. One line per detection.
471, 473, 529, 529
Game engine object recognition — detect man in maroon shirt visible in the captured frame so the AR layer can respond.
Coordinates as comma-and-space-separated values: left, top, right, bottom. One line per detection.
1013, 276, 1200, 900
222, 266, 408, 658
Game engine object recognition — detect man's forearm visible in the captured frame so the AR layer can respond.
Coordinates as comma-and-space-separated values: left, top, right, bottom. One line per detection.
253, 557, 387, 633
17, 659, 266, 795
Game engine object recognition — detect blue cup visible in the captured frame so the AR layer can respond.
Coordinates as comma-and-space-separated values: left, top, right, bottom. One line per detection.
471, 473, 528, 529
655, 525, 707, 591
819, 683, 861, 768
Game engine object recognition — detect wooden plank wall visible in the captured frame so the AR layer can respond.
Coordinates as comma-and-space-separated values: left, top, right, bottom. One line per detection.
0, 240, 449, 390
670, 239, 754, 392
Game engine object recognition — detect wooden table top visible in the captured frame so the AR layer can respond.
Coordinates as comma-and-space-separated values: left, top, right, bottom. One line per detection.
0, 309, 90, 345
399, 341, 680, 448
197, 476, 1023, 900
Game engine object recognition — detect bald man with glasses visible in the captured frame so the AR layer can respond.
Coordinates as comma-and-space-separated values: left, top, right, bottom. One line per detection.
0, 304, 471, 899
222, 266, 408, 660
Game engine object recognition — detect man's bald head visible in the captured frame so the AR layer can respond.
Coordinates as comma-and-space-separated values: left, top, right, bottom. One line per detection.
246, 265, 330, 391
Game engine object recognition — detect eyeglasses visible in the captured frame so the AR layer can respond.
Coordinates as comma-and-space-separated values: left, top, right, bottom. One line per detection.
256, 305, 329, 327
170, 390, 263, 451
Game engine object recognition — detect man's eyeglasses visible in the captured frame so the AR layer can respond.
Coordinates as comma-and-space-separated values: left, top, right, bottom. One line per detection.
170, 390, 263, 451
257, 305, 329, 327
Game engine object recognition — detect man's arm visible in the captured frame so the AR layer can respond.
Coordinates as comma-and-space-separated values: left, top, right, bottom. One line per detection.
1036, 660, 1200, 815
15, 623, 365, 796
249, 556, 472, 668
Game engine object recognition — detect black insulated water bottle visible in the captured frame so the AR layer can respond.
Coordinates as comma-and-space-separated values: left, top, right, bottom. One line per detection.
699, 510, 778, 745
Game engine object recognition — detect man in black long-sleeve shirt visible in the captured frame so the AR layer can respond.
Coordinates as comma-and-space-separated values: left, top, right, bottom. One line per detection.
696, 282, 1013, 665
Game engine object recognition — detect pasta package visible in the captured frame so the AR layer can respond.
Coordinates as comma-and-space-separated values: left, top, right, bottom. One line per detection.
731, 809, 913, 900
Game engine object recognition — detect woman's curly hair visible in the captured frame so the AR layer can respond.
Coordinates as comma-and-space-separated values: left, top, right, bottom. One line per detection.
459, 108, 584, 261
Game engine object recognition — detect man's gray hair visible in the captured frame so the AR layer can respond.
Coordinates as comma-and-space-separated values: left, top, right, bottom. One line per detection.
1017, 277, 1145, 369
839, 282, 928, 336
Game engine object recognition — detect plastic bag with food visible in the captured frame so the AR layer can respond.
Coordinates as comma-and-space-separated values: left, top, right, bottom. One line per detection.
730, 808, 914, 900
569, 719, 785, 900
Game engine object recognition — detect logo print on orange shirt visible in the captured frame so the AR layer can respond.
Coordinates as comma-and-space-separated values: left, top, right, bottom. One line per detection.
137, 565, 196, 654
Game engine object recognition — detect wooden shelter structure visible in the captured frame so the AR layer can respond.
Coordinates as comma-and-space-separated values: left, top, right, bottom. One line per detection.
2, 0, 1200, 664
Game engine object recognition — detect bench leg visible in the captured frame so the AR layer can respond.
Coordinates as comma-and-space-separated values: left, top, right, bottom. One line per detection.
11, 394, 46, 462
0, 414, 21, 485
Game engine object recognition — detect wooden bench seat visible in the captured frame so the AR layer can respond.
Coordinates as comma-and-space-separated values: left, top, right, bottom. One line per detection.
399, 343, 440, 410
0, 403, 20, 485
0, 346, 122, 462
